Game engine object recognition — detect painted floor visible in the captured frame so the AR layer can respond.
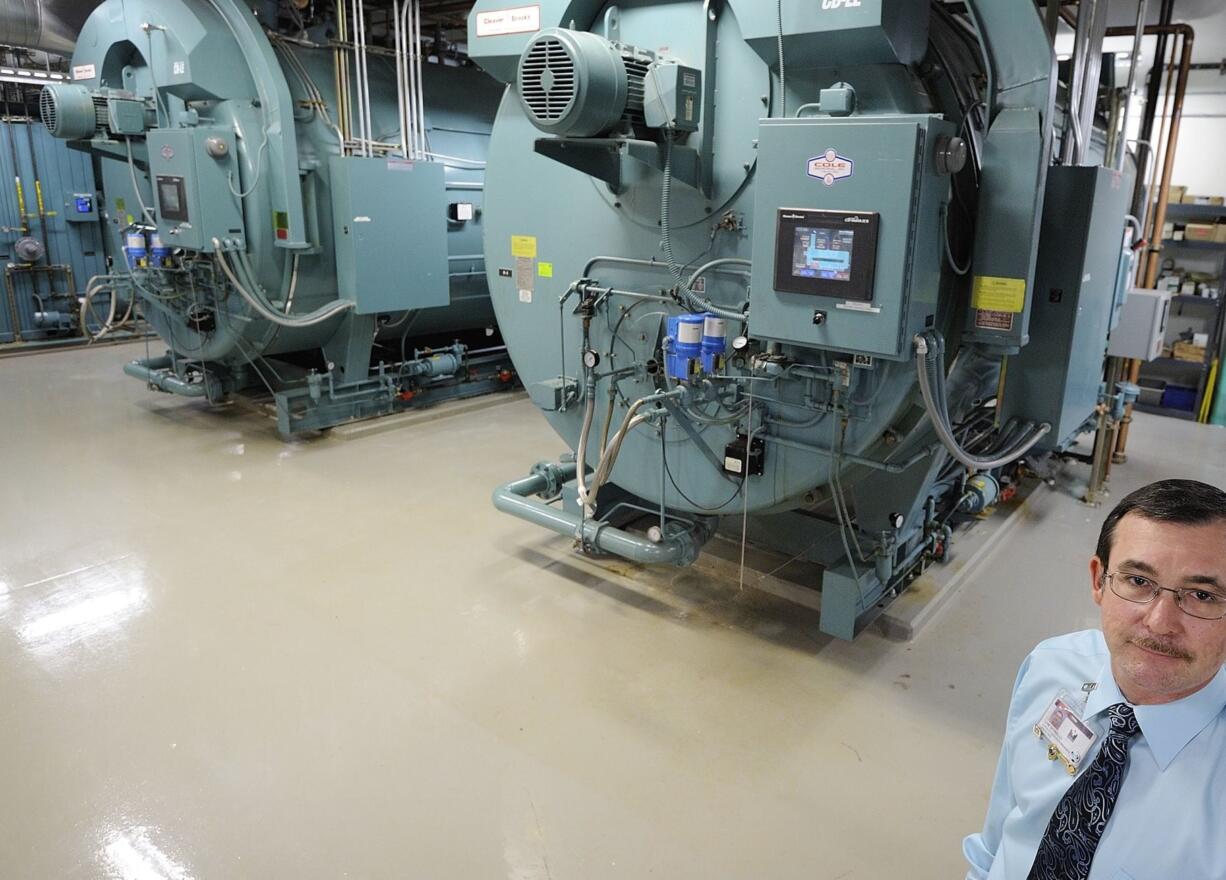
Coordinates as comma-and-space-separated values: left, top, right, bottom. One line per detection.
1, 341, 1223, 879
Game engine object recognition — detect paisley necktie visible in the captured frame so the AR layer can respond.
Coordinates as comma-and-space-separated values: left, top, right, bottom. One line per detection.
1027, 702, 1141, 880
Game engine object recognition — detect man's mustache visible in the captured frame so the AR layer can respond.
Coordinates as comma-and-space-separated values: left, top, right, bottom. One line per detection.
1131, 635, 1194, 661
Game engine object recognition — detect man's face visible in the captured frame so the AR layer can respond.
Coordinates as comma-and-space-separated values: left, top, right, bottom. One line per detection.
1090, 512, 1226, 705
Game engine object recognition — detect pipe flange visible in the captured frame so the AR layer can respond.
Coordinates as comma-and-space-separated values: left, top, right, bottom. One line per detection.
529, 460, 567, 500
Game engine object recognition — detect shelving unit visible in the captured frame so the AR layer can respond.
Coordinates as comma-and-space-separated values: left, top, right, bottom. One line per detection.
1142, 202, 1226, 421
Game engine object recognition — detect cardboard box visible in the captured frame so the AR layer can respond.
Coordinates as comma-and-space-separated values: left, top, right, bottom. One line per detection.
1214, 224, 1226, 244
1184, 223, 1216, 241
1182, 194, 1226, 206
1173, 340, 1207, 363
1168, 185, 1189, 204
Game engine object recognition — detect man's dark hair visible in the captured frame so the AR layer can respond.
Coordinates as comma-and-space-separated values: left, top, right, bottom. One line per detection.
1095, 479, 1226, 565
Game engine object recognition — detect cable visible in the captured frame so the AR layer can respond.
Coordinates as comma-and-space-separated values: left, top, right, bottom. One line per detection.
662, 423, 743, 512
659, 136, 746, 323
913, 332, 1050, 470
776, 0, 786, 117
941, 202, 972, 276
212, 239, 353, 328
123, 137, 157, 225
227, 124, 271, 200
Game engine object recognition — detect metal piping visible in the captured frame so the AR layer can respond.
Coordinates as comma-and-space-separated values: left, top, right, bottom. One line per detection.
493, 463, 710, 566
0, 0, 104, 55
1112, 0, 1149, 170
123, 355, 216, 398
1108, 21, 1194, 464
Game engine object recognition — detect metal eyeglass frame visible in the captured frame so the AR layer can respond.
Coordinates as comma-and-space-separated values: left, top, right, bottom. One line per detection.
1105, 570, 1226, 621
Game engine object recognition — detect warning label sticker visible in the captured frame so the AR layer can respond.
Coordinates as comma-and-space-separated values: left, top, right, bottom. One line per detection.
511, 234, 537, 259
972, 275, 1027, 313
516, 256, 534, 303
975, 309, 1014, 331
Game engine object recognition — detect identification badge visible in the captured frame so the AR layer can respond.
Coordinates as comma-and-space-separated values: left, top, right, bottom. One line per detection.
1034, 690, 1097, 775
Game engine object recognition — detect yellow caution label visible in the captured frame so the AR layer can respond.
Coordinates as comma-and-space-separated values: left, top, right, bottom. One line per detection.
511, 235, 537, 259
972, 276, 1027, 313
537, 261, 553, 278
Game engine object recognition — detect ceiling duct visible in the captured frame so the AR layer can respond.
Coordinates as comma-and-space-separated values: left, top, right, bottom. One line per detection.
0, 0, 105, 57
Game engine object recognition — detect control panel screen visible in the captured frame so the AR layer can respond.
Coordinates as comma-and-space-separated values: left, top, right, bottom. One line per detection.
773, 208, 879, 301
792, 226, 854, 282
155, 175, 189, 222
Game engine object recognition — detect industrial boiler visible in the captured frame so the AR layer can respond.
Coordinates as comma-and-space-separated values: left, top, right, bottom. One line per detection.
38, 0, 513, 435
470, 0, 1140, 637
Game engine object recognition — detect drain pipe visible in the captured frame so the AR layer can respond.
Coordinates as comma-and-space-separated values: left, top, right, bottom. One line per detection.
124, 354, 221, 398
493, 461, 712, 566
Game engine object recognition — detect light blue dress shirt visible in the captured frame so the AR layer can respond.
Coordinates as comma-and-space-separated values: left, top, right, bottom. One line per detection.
964, 629, 1226, 880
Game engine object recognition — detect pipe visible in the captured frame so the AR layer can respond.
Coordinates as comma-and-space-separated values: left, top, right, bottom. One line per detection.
0, 0, 105, 55
492, 463, 707, 566
123, 355, 213, 397
3, 263, 22, 342
761, 434, 937, 475
1104, 23, 1195, 289
1112, 0, 1149, 170
1128, 0, 1174, 234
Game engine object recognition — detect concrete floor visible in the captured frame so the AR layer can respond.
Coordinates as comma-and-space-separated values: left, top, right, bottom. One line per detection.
1, 341, 1223, 880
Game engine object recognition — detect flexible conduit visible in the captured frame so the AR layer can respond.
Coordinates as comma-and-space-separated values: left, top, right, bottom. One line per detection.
659, 136, 746, 322
913, 332, 1050, 470
212, 238, 353, 328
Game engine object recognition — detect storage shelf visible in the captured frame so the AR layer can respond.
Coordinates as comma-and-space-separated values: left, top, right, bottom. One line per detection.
1134, 402, 1199, 420
1162, 238, 1226, 251
1149, 356, 1209, 370
1164, 203, 1226, 221
1172, 294, 1222, 305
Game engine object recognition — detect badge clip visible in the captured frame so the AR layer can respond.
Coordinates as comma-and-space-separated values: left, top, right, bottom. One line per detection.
1035, 690, 1097, 775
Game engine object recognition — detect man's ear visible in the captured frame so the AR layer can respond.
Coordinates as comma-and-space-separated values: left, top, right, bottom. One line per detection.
1090, 554, 1106, 607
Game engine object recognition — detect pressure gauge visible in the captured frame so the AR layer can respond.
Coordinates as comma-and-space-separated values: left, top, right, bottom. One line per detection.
582, 349, 601, 369
731, 335, 749, 352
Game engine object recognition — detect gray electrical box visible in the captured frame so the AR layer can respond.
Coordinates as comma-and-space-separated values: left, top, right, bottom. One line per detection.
748, 114, 953, 360
643, 63, 701, 132
1108, 288, 1172, 361
329, 156, 450, 315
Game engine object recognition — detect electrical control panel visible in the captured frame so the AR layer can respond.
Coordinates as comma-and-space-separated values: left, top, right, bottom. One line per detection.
329, 156, 450, 314
146, 127, 244, 252
748, 115, 953, 360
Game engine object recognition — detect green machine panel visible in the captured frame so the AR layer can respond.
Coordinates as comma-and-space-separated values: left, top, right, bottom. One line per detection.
147, 127, 244, 252
328, 156, 450, 315
1001, 165, 1131, 450
748, 115, 953, 360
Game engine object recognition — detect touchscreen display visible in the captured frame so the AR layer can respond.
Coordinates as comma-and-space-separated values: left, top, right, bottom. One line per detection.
792, 226, 854, 281
159, 180, 182, 214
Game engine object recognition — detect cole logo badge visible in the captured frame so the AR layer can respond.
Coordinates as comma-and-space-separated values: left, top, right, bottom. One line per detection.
806, 149, 854, 186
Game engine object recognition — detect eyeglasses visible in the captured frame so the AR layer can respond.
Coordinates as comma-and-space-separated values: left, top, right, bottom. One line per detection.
1105, 570, 1226, 621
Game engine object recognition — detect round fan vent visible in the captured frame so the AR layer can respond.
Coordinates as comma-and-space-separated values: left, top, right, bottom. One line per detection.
519, 36, 576, 126
516, 29, 628, 138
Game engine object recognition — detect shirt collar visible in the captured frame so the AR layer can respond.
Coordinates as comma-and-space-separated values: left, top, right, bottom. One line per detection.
1084, 659, 1226, 770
